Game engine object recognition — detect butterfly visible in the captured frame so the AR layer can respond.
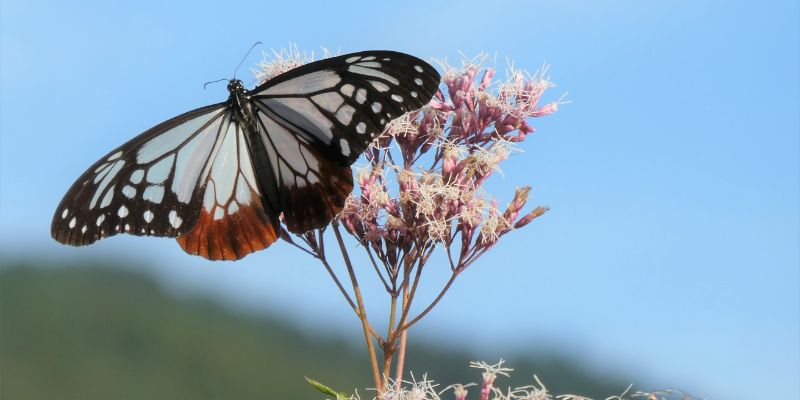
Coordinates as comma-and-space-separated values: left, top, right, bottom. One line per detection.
51, 50, 440, 260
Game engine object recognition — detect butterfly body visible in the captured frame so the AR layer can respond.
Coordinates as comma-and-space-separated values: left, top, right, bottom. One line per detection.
52, 50, 440, 260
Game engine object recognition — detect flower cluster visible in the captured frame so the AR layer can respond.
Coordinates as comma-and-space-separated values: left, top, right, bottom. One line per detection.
260, 48, 561, 396
328, 361, 698, 400
339, 56, 555, 277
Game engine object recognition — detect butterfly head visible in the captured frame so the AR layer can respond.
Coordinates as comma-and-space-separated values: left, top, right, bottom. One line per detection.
227, 79, 245, 94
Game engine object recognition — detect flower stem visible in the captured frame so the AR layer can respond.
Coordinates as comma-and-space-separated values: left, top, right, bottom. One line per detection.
332, 222, 383, 394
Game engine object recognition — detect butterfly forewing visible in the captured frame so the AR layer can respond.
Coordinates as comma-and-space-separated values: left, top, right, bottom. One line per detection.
249, 51, 441, 166
51, 104, 229, 245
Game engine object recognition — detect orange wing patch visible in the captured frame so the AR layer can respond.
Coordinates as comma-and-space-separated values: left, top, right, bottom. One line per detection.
177, 199, 277, 260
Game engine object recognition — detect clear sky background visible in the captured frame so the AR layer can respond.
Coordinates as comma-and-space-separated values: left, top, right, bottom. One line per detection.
1, 1, 798, 399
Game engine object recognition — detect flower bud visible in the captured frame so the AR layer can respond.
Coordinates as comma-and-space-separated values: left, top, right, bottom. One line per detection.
513, 206, 548, 229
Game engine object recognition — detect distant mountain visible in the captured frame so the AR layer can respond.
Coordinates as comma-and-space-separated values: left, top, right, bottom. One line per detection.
1, 261, 628, 399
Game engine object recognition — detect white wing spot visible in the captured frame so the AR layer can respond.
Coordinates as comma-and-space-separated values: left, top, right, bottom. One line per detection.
168, 210, 182, 229
340, 139, 351, 156
414, 78, 423, 86
411, 91, 418, 98
355, 61, 381, 68
203, 181, 215, 211
118, 205, 129, 218
125, 224, 131, 231
356, 122, 366, 134
414, 65, 423, 73
262, 71, 341, 95
311, 92, 345, 113
61, 208, 69, 219
372, 102, 382, 113
122, 185, 136, 198
362, 56, 376, 61
228, 202, 239, 214
146, 154, 174, 184
349, 65, 399, 85
69, 217, 76, 229
130, 169, 144, 184
91, 160, 124, 207
137, 111, 220, 163
100, 185, 115, 209
380, 118, 386, 124
391, 94, 403, 102
345, 56, 360, 63
355, 88, 367, 104
81, 225, 87, 234
213, 207, 224, 220
143, 185, 165, 204
107, 150, 123, 161
143, 210, 154, 223
336, 105, 356, 126
96, 215, 105, 226
340, 84, 354, 97
369, 80, 389, 92
94, 162, 111, 174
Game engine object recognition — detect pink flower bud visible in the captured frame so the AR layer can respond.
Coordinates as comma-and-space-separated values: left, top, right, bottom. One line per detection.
478, 68, 495, 91
514, 206, 548, 229
479, 372, 496, 400
532, 101, 558, 117
453, 384, 469, 400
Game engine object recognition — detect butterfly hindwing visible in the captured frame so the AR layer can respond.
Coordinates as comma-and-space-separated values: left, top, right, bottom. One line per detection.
253, 112, 354, 233
176, 114, 279, 260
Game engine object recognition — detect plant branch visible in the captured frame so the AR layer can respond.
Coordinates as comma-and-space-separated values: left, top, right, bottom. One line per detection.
332, 222, 383, 394
317, 256, 357, 314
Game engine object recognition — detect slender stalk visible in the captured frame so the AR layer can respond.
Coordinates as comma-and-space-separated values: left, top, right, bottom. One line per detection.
394, 331, 407, 388
332, 222, 383, 394
382, 293, 399, 387
317, 256, 358, 313
365, 244, 392, 292
393, 272, 411, 388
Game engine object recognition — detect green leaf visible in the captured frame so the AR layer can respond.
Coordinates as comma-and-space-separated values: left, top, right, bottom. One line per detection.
304, 377, 350, 400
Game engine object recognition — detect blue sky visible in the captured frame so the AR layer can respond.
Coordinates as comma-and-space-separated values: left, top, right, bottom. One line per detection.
1, 1, 798, 399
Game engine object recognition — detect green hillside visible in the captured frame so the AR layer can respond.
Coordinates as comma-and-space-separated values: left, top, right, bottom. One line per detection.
0, 261, 627, 399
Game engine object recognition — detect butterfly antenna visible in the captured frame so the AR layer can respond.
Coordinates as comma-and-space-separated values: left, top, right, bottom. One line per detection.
203, 78, 228, 90
233, 41, 263, 79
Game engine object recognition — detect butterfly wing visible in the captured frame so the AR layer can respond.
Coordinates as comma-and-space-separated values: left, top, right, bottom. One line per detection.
248, 50, 441, 232
51, 104, 279, 260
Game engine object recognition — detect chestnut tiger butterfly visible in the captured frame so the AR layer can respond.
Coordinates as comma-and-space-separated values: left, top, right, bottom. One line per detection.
51, 50, 440, 260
